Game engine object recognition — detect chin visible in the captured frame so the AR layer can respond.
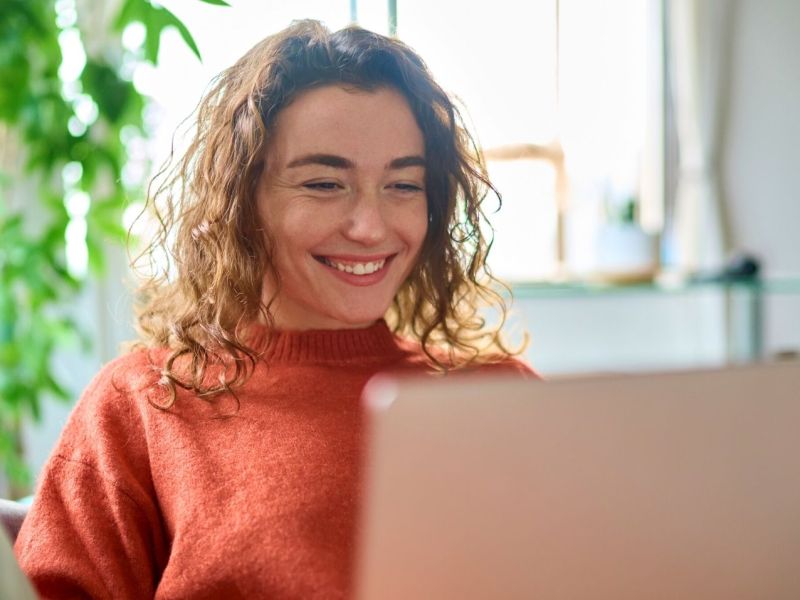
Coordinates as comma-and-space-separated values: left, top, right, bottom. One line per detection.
327, 304, 390, 329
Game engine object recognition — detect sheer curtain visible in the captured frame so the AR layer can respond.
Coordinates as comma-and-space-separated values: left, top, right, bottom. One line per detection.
668, 0, 736, 274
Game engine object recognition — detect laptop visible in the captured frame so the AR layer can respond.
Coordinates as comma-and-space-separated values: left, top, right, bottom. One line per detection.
0, 526, 37, 599
355, 361, 800, 600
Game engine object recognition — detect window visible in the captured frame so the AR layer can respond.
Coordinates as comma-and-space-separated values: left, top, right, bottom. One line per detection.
397, 0, 662, 281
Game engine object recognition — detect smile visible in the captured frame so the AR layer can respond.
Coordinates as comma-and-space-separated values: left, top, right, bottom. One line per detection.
314, 255, 393, 276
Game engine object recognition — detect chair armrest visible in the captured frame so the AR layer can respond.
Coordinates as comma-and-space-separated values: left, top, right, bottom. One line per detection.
0, 499, 28, 543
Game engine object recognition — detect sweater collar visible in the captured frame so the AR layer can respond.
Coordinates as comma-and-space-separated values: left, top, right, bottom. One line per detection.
247, 319, 404, 363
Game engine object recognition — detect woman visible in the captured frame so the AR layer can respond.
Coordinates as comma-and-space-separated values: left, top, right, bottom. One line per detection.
15, 20, 532, 599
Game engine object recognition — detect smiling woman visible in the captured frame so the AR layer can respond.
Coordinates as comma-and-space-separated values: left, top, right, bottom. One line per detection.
13, 20, 533, 600
132, 19, 524, 395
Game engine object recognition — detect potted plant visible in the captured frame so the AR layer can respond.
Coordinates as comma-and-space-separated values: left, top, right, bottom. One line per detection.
0, 0, 223, 498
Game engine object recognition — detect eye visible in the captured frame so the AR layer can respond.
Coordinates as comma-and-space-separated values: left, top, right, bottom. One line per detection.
391, 183, 424, 193
303, 181, 343, 191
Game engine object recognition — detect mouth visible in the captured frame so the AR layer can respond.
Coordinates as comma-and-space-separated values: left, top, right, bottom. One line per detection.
313, 254, 395, 276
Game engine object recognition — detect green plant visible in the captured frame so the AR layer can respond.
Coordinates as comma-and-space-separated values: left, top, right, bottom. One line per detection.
0, 0, 228, 496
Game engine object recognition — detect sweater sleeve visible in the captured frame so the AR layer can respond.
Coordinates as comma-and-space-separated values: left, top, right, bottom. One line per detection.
14, 353, 168, 600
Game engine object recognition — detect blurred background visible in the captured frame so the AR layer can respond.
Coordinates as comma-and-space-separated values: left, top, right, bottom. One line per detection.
1, 0, 798, 496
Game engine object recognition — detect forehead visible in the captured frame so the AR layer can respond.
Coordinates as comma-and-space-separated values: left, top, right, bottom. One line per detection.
268, 85, 425, 166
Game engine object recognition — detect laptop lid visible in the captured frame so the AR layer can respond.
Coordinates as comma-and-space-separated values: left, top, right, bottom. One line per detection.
356, 362, 800, 600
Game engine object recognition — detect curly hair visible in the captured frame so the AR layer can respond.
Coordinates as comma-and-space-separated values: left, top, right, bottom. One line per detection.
130, 19, 524, 407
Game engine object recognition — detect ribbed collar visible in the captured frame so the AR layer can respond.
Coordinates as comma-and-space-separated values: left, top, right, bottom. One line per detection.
247, 319, 405, 364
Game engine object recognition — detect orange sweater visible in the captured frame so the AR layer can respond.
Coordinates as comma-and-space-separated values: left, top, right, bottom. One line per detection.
15, 321, 532, 599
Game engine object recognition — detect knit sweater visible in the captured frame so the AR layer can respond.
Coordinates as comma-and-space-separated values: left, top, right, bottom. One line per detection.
15, 321, 533, 599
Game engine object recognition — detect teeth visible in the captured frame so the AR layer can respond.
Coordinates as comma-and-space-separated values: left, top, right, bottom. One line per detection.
324, 257, 386, 275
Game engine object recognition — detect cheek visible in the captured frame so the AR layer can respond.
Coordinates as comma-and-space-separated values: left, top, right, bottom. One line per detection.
405, 201, 429, 253
270, 208, 333, 270
257, 208, 296, 277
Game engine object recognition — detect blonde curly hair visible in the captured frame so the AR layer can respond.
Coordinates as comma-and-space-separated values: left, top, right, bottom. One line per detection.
131, 20, 524, 406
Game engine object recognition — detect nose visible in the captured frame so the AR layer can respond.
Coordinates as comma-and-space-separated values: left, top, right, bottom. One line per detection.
342, 191, 389, 246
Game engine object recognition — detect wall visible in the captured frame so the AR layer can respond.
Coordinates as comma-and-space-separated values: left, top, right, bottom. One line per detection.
723, 0, 800, 356
724, 0, 800, 276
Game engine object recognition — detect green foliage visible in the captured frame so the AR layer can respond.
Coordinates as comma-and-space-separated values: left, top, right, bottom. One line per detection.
116, 0, 202, 62
0, 0, 221, 494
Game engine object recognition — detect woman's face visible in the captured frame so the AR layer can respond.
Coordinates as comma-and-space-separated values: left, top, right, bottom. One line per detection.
256, 85, 429, 330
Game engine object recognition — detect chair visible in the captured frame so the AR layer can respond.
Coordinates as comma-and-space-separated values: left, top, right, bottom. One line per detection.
0, 499, 28, 543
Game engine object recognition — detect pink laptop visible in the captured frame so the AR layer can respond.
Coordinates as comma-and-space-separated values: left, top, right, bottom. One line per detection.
356, 362, 800, 599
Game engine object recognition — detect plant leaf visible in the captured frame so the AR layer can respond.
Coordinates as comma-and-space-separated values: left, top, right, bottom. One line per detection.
143, 7, 162, 64
81, 60, 134, 124
157, 6, 203, 62
137, 2, 203, 64
113, 0, 145, 31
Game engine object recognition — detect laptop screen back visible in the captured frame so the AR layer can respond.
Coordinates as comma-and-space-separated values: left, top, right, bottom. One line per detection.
356, 362, 800, 600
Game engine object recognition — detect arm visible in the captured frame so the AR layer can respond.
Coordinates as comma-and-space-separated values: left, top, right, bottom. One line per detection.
14, 354, 168, 599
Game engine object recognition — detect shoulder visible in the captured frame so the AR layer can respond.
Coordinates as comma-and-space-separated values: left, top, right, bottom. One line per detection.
57, 348, 169, 458
393, 337, 539, 378
469, 355, 540, 378
84, 346, 167, 399
28, 349, 170, 526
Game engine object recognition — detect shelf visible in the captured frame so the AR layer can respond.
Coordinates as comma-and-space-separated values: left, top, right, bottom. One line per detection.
505, 275, 800, 364
510, 276, 800, 300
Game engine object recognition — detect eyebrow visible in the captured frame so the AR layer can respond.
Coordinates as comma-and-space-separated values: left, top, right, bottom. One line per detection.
285, 153, 426, 170
286, 154, 353, 169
